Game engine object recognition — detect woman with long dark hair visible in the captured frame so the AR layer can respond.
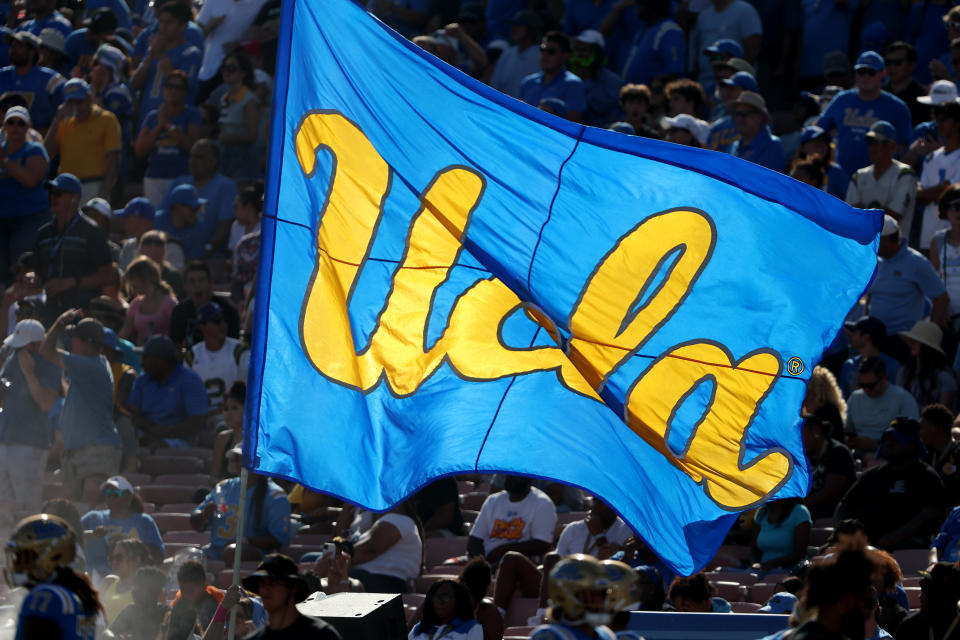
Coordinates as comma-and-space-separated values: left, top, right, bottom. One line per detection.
896, 320, 957, 408
409, 579, 482, 640
749, 497, 812, 572
216, 51, 261, 182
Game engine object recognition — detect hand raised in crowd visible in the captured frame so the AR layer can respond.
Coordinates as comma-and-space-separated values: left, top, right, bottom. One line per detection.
221, 584, 243, 610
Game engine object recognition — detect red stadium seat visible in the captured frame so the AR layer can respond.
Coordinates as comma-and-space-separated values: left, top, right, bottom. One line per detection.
424, 536, 468, 568
141, 456, 204, 476
503, 627, 534, 637
139, 485, 200, 506
456, 480, 475, 494
712, 581, 747, 602
414, 574, 446, 593
163, 531, 208, 545
154, 474, 214, 487
156, 447, 215, 460
730, 602, 762, 613
461, 492, 488, 511
904, 586, 922, 609
749, 583, 777, 604
504, 597, 538, 628
160, 503, 200, 513
151, 513, 191, 534
125, 473, 153, 486
894, 549, 932, 577
402, 593, 425, 608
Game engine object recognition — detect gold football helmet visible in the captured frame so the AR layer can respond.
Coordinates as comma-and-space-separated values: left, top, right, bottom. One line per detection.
548, 554, 613, 626
5, 514, 76, 587
602, 559, 640, 613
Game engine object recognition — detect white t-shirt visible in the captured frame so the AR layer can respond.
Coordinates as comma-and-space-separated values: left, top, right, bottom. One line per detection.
555, 518, 632, 557
845, 160, 917, 238
409, 620, 483, 640
353, 513, 422, 582
469, 487, 557, 555
689, 1, 762, 84
919, 146, 960, 248
196, 0, 268, 81
189, 336, 250, 410
228, 220, 260, 255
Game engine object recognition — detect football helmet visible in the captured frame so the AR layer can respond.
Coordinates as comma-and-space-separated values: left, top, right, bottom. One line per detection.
5, 514, 76, 587
548, 554, 613, 626
602, 559, 640, 613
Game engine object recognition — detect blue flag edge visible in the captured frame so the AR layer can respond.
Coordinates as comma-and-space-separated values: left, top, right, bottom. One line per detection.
243, 0, 883, 575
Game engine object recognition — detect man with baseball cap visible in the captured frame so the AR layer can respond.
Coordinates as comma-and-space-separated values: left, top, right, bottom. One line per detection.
44, 77, 122, 202
707, 71, 757, 152
0, 317, 61, 531
238, 554, 341, 638
869, 215, 948, 361
185, 300, 249, 415
40, 309, 121, 504
730, 91, 785, 172
63, 8, 120, 76
840, 316, 901, 396
154, 183, 213, 259
845, 120, 918, 240
817, 51, 913, 181
29, 172, 114, 321
518, 31, 586, 123
0, 29, 65, 131
918, 98, 960, 250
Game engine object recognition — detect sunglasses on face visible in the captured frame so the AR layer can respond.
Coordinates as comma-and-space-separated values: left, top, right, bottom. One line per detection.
732, 110, 756, 119
539, 46, 560, 55
856, 68, 877, 77
222, 64, 239, 73
49, 189, 68, 197
164, 83, 188, 91
4, 118, 26, 127
949, 20, 960, 29
860, 380, 878, 390
885, 58, 906, 66
103, 488, 125, 497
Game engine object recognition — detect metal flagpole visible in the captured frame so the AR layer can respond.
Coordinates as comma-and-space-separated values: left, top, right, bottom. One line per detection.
226, 466, 250, 640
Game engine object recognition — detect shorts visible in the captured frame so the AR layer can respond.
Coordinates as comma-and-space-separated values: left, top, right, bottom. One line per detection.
63, 444, 121, 494
0, 443, 47, 508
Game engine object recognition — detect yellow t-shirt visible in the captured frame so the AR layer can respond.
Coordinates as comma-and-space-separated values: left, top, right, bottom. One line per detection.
55, 105, 121, 179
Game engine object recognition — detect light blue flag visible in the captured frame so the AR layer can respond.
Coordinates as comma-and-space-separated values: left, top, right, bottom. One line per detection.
246, 0, 882, 574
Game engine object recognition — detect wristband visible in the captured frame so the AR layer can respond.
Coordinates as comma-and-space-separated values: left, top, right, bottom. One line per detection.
212, 605, 227, 623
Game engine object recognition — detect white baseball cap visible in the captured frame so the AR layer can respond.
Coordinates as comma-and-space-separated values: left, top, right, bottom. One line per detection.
4, 319, 44, 348
83, 197, 112, 219
918, 79, 959, 105
882, 214, 900, 236
101, 475, 135, 493
575, 29, 605, 48
660, 114, 709, 145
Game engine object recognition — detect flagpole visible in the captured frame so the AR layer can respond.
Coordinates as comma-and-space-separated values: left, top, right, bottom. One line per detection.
227, 466, 250, 640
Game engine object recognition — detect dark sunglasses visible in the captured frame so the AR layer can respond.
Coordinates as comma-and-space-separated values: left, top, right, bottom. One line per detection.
5, 118, 26, 127
732, 110, 755, 119
949, 20, 960, 29
947, 201, 960, 212
885, 58, 906, 66
222, 63, 239, 73
856, 68, 878, 77
164, 83, 188, 91
49, 189, 68, 197
539, 46, 561, 55
860, 380, 879, 390
103, 487, 125, 497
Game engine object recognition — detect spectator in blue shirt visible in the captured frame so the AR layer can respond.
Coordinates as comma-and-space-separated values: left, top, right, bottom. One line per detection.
569, 30, 622, 127
37, 28, 70, 77
730, 91, 786, 172
795, 125, 849, 200
907, 0, 953, 86
16, 0, 72, 39
131, 2, 202, 122
86, 0, 133, 33
155, 183, 224, 259
518, 31, 587, 123
818, 51, 912, 180
707, 70, 756, 152
798, 0, 858, 86
124, 333, 208, 448
64, 9, 123, 78
621, 0, 685, 86
0, 31, 64, 131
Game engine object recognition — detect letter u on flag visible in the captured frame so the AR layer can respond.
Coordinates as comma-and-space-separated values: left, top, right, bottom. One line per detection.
246, 0, 881, 574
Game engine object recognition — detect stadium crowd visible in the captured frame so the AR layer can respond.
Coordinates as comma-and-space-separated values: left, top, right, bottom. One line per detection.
6, 0, 960, 638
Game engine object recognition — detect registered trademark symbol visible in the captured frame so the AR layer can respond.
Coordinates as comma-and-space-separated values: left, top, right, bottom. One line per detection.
787, 357, 804, 376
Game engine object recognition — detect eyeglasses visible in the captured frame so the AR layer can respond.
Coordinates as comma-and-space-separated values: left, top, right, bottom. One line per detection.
859, 379, 879, 390
947, 202, 960, 212
885, 58, 906, 66
856, 68, 878, 77
49, 189, 68, 197
732, 110, 755, 119
948, 20, 960, 29
103, 488, 125, 497
222, 64, 239, 73
4, 118, 26, 127
539, 46, 560, 55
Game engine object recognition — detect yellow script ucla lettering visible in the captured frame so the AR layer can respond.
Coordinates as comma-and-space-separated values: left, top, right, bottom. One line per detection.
295, 111, 791, 509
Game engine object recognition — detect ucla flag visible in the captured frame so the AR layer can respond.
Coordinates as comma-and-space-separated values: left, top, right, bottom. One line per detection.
247, 0, 881, 574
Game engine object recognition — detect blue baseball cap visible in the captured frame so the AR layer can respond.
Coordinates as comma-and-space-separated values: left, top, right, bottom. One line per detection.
703, 38, 742, 58
759, 592, 798, 614
538, 97, 567, 118
196, 301, 225, 323
46, 173, 82, 194
115, 196, 155, 220
94, 44, 124, 76
854, 50, 884, 72
719, 71, 758, 92
799, 125, 830, 144
102, 327, 118, 350
865, 120, 897, 143
169, 184, 207, 209
63, 78, 90, 102
609, 121, 635, 135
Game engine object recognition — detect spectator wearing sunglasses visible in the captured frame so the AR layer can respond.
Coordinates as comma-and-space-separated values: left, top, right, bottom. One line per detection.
80, 476, 165, 581
844, 356, 919, 452
0, 106, 49, 286
817, 51, 912, 182
884, 42, 928, 127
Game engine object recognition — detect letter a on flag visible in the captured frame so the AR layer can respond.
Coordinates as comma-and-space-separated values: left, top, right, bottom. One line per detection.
245, 0, 881, 574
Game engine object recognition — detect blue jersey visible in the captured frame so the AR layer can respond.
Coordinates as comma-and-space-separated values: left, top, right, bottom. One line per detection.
798, 0, 857, 79
707, 115, 738, 153
818, 89, 912, 178
86, 0, 132, 31
139, 42, 202, 119
731, 126, 786, 172
531, 623, 617, 640
621, 18, 685, 85
141, 105, 203, 178
0, 65, 64, 130
194, 477, 293, 557
17, 11, 72, 38
518, 70, 587, 116
16, 583, 97, 640
934, 505, 960, 562
132, 22, 205, 60
80, 510, 165, 579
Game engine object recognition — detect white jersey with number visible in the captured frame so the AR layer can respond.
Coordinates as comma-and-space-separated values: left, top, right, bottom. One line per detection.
188, 337, 249, 410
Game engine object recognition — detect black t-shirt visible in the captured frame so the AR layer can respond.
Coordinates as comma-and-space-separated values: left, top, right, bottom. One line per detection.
243, 615, 342, 640
791, 619, 844, 640
31, 212, 112, 315
892, 78, 930, 127
169, 293, 241, 347
895, 610, 960, 640
839, 460, 946, 543
808, 438, 856, 520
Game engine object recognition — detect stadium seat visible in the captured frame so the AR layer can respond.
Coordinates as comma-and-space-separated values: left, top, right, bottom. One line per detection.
293, 533, 333, 547
414, 574, 446, 593
402, 593, 425, 609
155, 447, 214, 460
809, 527, 834, 547
125, 472, 153, 486
749, 583, 777, 604
141, 456, 204, 476
473, 482, 491, 494
904, 586, 922, 609
902, 576, 922, 588
216, 569, 234, 589
426, 566, 461, 576
461, 492, 488, 511
504, 597, 538, 628
143, 503, 156, 514
893, 549, 932, 577
708, 570, 758, 586
160, 503, 200, 513
712, 581, 747, 603
503, 627, 534, 637
163, 531, 209, 545
164, 543, 201, 558
813, 517, 835, 529
151, 513, 192, 533
707, 545, 751, 569
424, 536, 468, 567
730, 602, 762, 613
139, 485, 200, 505
154, 473, 214, 487
456, 480, 475, 494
